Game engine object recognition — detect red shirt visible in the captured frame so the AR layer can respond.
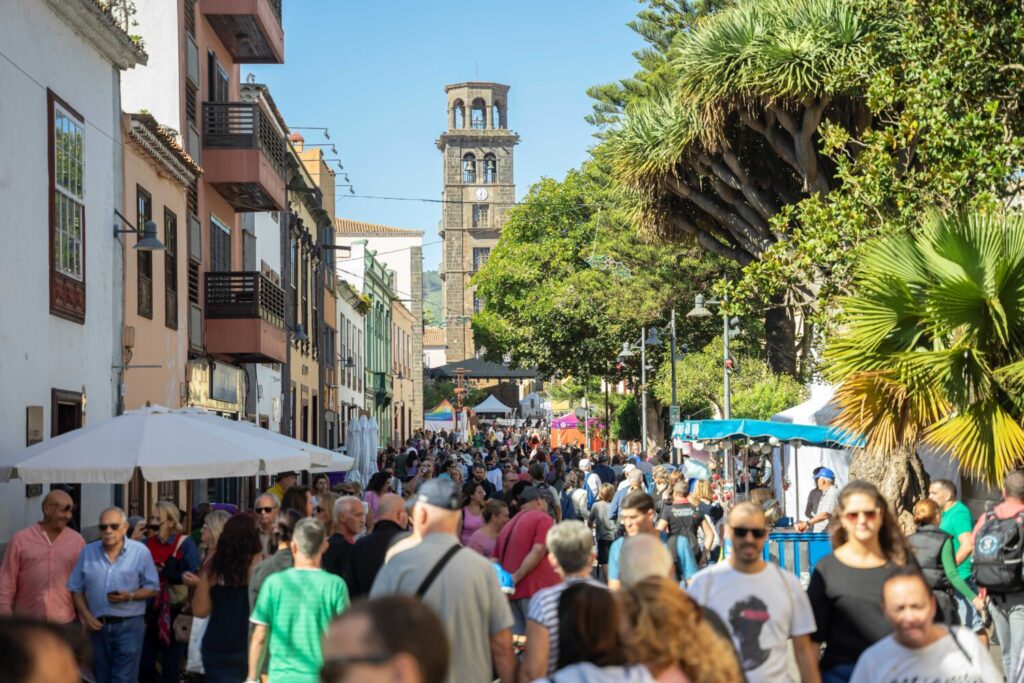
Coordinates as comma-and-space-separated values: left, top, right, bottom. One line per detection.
973, 499, 1024, 534
496, 510, 560, 600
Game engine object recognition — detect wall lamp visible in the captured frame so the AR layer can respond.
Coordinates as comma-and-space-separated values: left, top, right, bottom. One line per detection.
291, 126, 330, 139
113, 210, 165, 251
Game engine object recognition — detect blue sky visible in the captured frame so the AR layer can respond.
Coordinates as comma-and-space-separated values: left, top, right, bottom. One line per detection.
249, 1, 645, 270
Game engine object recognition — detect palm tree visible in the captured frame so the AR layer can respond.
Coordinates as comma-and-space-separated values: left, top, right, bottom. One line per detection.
601, 0, 882, 375
827, 211, 1024, 522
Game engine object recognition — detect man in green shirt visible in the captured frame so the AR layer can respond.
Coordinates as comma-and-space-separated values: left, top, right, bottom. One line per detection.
929, 478, 986, 645
248, 518, 349, 683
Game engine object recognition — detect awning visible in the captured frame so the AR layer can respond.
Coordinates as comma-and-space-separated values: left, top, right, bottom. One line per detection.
473, 394, 513, 415
671, 419, 863, 449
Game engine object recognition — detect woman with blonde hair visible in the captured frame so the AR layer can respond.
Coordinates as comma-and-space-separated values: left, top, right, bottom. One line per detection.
316, 491, 339, 536
621, 576, 743, 683
807, 480, 911, 683
142, 500, 202, 683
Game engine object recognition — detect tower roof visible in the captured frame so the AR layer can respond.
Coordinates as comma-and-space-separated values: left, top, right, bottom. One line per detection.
444, 82, 510, 92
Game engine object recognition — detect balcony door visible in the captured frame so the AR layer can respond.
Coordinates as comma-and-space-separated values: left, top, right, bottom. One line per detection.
207, 51, 229, 103
210, 216, 232, 273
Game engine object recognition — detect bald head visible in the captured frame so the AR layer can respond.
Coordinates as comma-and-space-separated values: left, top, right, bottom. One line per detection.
377, 494, 408, 526
40, 489, 73, 531
727, 501, 766, 526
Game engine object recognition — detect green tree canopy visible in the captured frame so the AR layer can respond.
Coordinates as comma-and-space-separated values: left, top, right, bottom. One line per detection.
471, 164, 726, 380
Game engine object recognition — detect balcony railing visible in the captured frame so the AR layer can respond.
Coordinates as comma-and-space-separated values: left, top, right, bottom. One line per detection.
202, 102, 287, 176
205, 271, 285, 328
267, 0, 282, 23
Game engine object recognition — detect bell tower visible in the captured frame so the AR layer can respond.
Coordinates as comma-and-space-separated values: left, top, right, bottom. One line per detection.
437, 82, 519, 362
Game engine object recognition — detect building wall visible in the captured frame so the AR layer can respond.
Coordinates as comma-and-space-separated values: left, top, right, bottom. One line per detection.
287, 191, 320, 445
336, 283, 366, 449
121, 134, 190, 411
0, 0, 131, 542
391, 300, 415, 444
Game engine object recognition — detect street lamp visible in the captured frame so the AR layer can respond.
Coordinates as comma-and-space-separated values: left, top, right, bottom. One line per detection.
618, 327, 659, 458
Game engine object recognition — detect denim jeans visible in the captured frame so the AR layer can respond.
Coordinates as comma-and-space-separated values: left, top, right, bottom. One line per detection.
89, 616, 146, 683
989, 591, 1024, 678
821, 663, 856, 683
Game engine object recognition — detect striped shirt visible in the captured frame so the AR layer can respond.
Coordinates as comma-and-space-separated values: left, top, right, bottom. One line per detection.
526, 576, 605, 674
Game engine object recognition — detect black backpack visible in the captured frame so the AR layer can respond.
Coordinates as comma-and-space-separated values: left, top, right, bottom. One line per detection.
971, 511, 1024, 593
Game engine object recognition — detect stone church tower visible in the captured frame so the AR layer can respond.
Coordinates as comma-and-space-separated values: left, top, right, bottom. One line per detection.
437, 83, 519, 362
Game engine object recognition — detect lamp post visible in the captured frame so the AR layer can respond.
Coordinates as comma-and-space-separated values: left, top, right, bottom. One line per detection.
618, 327, 660, 458
687, 292, 740, 482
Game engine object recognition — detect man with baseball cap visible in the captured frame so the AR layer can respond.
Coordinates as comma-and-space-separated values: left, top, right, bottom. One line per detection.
796, 467, 837, 533
371, 479, 516, 683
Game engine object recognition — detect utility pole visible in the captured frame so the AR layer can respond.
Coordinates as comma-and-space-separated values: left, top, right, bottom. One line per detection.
670, 308, 678, 464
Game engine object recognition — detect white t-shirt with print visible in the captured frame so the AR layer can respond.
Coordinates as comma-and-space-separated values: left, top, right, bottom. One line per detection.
689, 562, 816, 683
849, 627, 1001, 683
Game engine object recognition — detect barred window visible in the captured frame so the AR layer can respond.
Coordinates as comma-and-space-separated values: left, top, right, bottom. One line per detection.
54, 104, 84, 280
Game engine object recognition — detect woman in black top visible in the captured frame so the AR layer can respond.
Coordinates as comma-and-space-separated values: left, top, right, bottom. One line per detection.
190, 513, 263, 683
806, 480, 910, 683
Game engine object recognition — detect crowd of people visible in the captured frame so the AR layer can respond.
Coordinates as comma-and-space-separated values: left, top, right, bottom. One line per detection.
0, 425, 1023, 683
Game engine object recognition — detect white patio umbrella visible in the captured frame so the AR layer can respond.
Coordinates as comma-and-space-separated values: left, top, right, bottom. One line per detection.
365, 416, 380, 474
0, 405, 334, 484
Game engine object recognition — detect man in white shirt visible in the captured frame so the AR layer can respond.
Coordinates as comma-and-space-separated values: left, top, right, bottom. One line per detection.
795, 468, 838, 533
579, 459, 601, 500
689, 502, 820, 683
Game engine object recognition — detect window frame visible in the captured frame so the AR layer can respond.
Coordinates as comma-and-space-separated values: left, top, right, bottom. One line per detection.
48, 90, 87, 323
462, 153, 477, 184
136, 185, 153, 319
472, 203, 489, 229
164, 208, 179, 330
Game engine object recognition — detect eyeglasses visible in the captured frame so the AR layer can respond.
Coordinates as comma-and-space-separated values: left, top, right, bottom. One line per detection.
97, 523, 122, 531
320, 654, 394, 681
844, 509, 879, 522
48, 503, 74, 513
731, 526, 767, 539
147, 524, 161, 531
255, 507, 275, 514
315, 506, 324, 514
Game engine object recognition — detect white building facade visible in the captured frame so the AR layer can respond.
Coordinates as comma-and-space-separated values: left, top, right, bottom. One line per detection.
0, 0, 145, 544
336, 281, 366, 450
335, 220, 425, 430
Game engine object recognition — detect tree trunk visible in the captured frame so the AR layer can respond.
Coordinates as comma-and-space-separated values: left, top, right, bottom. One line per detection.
645, 399, 665, 455
847, 444, 929, 535
764, 295, 798, 377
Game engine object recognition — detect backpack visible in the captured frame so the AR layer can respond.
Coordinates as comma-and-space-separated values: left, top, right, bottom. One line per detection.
584, 473, 598, 509
971, 511, 1024, 593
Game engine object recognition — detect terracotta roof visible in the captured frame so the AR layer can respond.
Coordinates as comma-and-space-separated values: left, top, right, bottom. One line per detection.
423, 327, 446, 347
335, 218, 424, 237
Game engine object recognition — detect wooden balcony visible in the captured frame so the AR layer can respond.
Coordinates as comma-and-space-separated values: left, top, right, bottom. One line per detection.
202, 102, 287, 212
205, 271, 287, 363
200, 0, 284, 64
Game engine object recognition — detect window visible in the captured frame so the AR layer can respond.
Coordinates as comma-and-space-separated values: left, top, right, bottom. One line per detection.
452, 99, 465, 129
164, 209, 178, 329
49, 92, 86, 322
137, 186, 153, 319
473, 247, 491, 272
290, 238, 298, 327
492, 102, 504, 129
301, 250, 308, 340
210, 216, 231, 272
462, 153, 477, 183
472, 204, 489, 228
483, 153, 497, 184
471, 98, 486, 129
207, 51, 228, 103
473, 294, 485, 314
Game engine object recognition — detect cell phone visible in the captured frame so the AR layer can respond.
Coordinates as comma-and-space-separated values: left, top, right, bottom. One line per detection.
106, 591, 119, 598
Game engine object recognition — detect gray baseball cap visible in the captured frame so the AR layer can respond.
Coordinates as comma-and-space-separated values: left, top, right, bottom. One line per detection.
409, 478, 461, 511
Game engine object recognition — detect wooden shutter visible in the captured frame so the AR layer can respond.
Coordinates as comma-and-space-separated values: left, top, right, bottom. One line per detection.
210, 218, 231, 273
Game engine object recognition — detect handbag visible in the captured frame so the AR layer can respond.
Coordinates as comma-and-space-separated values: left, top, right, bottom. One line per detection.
173, 610, 193, 643
185, 616, 208, 674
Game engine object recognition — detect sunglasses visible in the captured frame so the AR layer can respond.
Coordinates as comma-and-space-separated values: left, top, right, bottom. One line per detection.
731, 526, 767, 539
844, 509, 879, 522
315, 506, 324, 514
147, 524, 161, 531
255, 507, 275, 514
98, 523, 122, 531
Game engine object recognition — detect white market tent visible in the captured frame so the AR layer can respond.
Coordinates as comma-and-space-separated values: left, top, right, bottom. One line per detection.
519, 392, 543, 417
0, 405, 338, 484
770, 385, 962, 518
473, 394, 513, 415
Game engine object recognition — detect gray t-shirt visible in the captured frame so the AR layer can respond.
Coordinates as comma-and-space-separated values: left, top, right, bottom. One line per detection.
371, 532, 514, 683
814, 486, 839, 532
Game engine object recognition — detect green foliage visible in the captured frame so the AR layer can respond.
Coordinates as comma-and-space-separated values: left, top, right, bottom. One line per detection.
613, 394, 642, 441
423, 381, 488, 412
471, 163, 727, 380
653, 338, 806, 420
826, 212, 1024, 484
423, 270, 442, 326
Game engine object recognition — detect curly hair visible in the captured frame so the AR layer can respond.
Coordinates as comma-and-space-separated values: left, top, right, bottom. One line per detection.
620, 577, 743, 683
209, 513, 261, 587
831, 480, 909, 565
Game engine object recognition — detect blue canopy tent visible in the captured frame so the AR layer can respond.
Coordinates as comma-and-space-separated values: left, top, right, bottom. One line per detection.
671, 419, 864, 449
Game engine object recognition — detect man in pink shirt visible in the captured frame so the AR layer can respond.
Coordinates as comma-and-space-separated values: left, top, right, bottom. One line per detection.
496, 486, 561, 636
0, 489, 85, 623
